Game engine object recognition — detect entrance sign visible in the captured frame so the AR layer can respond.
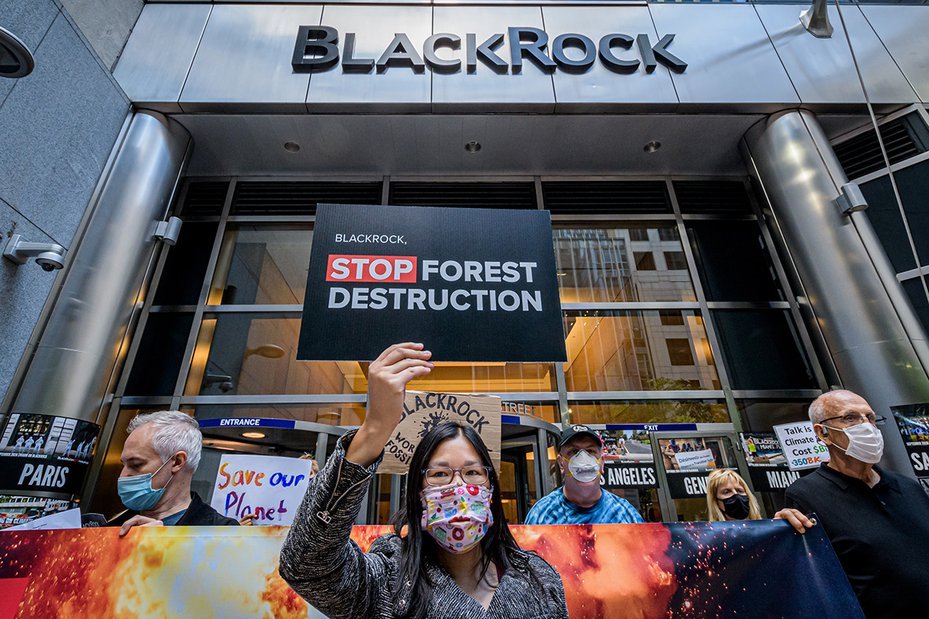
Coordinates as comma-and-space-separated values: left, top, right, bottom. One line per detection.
298, 204, 567, 362
379, 391, 501, 475
293, 27, 687, 75
0, 523, 863, 618
891, 404, 929, 493
773, 421, 830, 471
210, 454, 314, 525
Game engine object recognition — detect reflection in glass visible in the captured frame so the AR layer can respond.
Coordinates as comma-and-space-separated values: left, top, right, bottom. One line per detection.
500, 401, 559, 424
569, 400, 729, 425
554, 226, 696, 302
688, 221, 784, 302
209, 226, 312, 305
711, 310, 817, 390
563, 310, 719, 392
734, 400, 814, 432
187, 315, 556, 395
408, 363, 556, 395
187, 315, 366, 396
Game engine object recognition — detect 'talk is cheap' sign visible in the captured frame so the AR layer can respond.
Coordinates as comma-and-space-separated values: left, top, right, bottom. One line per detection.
773, 421, 831, 472
298, 204, 566, 362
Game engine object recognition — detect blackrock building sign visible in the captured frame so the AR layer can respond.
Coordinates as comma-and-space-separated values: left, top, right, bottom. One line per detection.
293, 26, 687, 75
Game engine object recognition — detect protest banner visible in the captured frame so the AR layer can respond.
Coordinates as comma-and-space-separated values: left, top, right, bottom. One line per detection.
210, 454, 314, 525
601, 429, 659, 489
739, 432, 806, 492
0, 413, 99, 498
379, 391, 501, 475
0, 521, 863, 618
673, 449, 715, 471
773, 421, 830, 471
891, 404, 929, 493
297, 203, 566, 362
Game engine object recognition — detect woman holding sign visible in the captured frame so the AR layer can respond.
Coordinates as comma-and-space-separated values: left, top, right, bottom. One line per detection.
280, 343, 567, 619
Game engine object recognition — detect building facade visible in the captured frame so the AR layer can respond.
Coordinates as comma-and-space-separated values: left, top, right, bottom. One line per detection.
2, 0, 929, 525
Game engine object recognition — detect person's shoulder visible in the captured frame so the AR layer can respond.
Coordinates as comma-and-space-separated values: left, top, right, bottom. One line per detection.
513, 548, 563, 584
600, 492, 644, 522
367, 533, 403, 557
183, 492, 239, 525
524, 489, 564, 524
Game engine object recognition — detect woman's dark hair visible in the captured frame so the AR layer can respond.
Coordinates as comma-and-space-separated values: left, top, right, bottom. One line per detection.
391, 421, 541, 618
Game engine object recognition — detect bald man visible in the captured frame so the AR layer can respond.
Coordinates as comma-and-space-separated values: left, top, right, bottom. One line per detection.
785, 390, 929, 619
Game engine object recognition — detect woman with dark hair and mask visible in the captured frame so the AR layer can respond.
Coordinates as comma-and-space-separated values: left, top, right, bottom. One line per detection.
279, 343, 568, 619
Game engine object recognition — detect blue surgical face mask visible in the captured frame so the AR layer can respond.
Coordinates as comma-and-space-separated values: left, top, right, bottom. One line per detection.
117, 456, 175, 512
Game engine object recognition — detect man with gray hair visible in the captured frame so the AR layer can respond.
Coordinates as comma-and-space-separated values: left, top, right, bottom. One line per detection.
785, 390, 929, 618
114, 411, 238, 534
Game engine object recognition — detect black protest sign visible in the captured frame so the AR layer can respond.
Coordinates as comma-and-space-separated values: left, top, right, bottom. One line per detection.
666, 471, 710, 499
297, 204, 566, 362
603, 461, 659, 488
379, 391, 501, 475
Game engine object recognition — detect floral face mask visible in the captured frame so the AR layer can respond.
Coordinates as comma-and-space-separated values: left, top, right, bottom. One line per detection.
420, 482, 494, 554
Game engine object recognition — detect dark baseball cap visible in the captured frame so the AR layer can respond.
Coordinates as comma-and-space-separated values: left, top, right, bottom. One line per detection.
558, 424, 602, 450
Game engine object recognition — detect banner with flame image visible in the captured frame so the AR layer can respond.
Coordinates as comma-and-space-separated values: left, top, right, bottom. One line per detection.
0, 521, 861, 618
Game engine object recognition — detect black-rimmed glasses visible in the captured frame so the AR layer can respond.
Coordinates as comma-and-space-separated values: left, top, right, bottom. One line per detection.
422, 466, 491, 487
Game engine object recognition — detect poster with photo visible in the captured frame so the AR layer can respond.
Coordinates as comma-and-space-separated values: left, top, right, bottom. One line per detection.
739, 432, 806, 492
0, 413, 100, 496
659, 438, 720, 499
0, 495, 74, 530
891, 404, 929, 492
601, 430, 658, 489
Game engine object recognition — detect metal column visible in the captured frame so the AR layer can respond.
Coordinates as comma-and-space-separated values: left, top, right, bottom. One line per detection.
743, 110, 929, 476
12, 112, 191, 423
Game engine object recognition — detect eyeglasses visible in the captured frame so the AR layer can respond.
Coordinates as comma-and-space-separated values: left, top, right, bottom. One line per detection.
422, 466, 491, 487
820, 412, 886, 427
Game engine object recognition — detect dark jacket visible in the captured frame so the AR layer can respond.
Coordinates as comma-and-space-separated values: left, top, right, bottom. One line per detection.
279, 430, 568, 619
109, 491, 239, 527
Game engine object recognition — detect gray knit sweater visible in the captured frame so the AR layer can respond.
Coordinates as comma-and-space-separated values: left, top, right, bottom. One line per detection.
279, 431, 569, 619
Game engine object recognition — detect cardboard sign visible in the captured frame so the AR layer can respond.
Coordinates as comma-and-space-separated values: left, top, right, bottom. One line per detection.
297, 203, 566, 362
773, 421, 830, 471
210, 455, 314, 525
378, 391, 501, 475
673, 449, 716, 471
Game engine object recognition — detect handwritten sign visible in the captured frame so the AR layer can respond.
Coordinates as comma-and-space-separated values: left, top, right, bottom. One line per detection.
210, 455, 313, 525
378, 391, 501, 475
773, 421, 831, 471
673, 449, 716, 471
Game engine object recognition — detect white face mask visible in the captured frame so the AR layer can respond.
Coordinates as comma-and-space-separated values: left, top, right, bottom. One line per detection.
825, 422, 884, 464
566, 450, 601, 483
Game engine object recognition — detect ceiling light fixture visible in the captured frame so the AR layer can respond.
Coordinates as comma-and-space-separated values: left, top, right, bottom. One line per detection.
465, 141, 482, 153
242, 431, 266, 439
284, 141, 301, 153
643, 141, 662, 154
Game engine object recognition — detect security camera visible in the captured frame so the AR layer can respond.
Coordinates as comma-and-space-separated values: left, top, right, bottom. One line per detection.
36, 251, 65, 271
3, 235, 66, 271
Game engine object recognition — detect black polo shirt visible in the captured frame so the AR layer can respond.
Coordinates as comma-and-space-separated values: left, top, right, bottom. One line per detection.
785, 464, 929, 619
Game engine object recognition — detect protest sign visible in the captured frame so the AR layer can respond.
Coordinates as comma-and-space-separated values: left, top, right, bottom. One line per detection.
297, 203, 566, 362
0, 521, 863, 618
891, 404, 929, 493
773, 420, 830, 471
673, 449, 715, 471
379, 391, 501, 475
739, 432, 809, 491
210, 454, 314, 525
601, 429, 659, 488
0, 413, 99, 497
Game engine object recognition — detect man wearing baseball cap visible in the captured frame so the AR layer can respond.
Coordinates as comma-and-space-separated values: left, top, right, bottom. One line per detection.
525, 425, 644, 524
